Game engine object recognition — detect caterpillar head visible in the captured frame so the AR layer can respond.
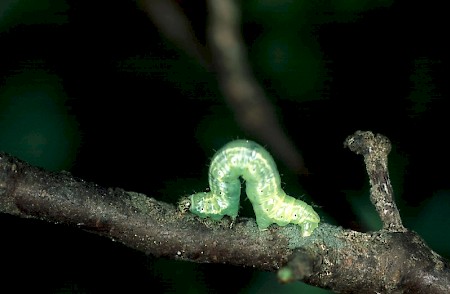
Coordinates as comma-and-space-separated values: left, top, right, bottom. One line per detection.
178, 196, 192, 213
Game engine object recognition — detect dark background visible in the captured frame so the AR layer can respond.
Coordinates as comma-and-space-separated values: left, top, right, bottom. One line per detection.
0, 0, 448, 293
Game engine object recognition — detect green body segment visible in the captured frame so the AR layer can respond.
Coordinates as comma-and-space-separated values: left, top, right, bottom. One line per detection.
190, 140, 320, 236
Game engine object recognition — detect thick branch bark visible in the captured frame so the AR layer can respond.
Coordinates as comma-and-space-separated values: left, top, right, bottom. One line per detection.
1, 132, 450, 293
0, 152, 294, 271
282, 228, 450, 293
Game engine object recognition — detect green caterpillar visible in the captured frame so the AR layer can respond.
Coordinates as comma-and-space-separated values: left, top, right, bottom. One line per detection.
182, 140, 320, 237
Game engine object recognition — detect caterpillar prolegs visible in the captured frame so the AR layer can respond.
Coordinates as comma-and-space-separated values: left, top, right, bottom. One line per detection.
182, 140, 320, 237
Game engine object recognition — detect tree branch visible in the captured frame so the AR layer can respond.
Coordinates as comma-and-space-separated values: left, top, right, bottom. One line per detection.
0, 152, 295, 271
207, 0, 306, 174
138, 0, 210, 69
1, 131, 450, 293
138, 0, 307, 174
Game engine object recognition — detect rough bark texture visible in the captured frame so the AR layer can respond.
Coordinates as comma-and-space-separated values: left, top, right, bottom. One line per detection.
0, 152, 294, 271
344, 131, 405, 231
284, 226, 450, 293
1, 131, 450, 293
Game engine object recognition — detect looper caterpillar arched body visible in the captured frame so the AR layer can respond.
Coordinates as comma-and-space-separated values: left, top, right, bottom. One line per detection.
183, 140, 320, 237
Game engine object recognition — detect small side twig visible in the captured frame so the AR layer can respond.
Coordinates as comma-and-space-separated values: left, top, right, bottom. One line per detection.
344, 130, 405, 232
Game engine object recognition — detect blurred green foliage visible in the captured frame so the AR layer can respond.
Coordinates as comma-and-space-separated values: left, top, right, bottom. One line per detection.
0, 0, 68, 31
0, 66, 80, 170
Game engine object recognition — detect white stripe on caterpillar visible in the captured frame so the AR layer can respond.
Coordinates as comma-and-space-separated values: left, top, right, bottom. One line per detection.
184, 139, 320, 237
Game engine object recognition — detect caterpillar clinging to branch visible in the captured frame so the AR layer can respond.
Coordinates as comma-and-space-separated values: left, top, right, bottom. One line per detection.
180, 140, 320, 237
